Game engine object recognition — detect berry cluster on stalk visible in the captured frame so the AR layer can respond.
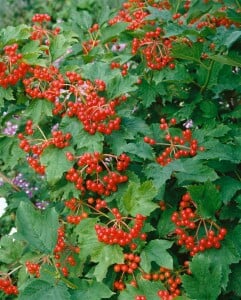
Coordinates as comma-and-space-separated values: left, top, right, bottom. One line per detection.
52, 71, 127, 135
142, 267, 182, 299
95, 210, 146, 247
132, 28, 175, 70
30, 13, 60, 46
25, 261, 41, 278
53, 226, 80, 277
0, 43, 29, 88
66, 152, 130, 196
64, 197, 88, 225
144, 118, 204, 166
18, 120, 71, 174
114, 252, 141, 290
23, 65, 64, 101
108, 0, 171, 30
0, 278, 18, 295
171, 193, 227, 256
110, 61, 129, 76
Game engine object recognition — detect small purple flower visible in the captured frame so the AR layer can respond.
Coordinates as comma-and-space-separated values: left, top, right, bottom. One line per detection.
12, 173, 38, 198
35, 201, 49, 210
2, 121, 18, 136
51, 123, 59, 132
111, 43, 126, 52
0, 177, 4, 186
183, 119, 194, 129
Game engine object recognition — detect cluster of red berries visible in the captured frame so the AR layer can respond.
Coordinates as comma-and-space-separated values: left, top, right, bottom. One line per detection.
25, 261, 41, 277
95, 210, 146, 246
87, 196, 108, 210
142, 267, 182, 299
0, 278, 18, 295
64, 198, 88, 225
32, 13, 51, 23
53, 226, 80, 277
110, 62, 129, 76
18, 120, 71, 174
82, 39, 99, 55
52, 71, 126, 135
171, 193, 227, 256
193, 13, 240, 30
66, 152, 130, 195
0, 43, 29, 88
31, 13, 60, 45
132, 28, 174, 70
81, 23, 100, 54
114, 252, 141, 290
23, 65, 64, 101
108, 0, 172, 30
144, 118, 204, 166
108, 1, 149, 30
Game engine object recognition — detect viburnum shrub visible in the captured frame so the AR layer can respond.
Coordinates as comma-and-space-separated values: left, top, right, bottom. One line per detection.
0, 1, 241, 299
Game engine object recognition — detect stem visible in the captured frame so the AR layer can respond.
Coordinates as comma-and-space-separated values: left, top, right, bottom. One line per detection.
235, 170, 241, 181
83, 201, 110, 219
201, 60, 214, 93
35, 125, 48, 141
0, 172, 21, 191
7, 265, 23, 277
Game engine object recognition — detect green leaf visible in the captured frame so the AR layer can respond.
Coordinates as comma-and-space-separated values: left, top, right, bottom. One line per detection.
137, 79, 158, 108
0, 137, 25, 169
81, 61, 118, 83
75, 218, 123, 281
144, 163, 172, 189
101, 22, 128, 43
146, 7, 172, 21
227, 8, 241, 24
19, 280, 70, 300
227, 262, 241, 296
1, 24, 30, 44
210, 53, 241, 68
71, 279, 114, 300
197, 141, 241, 163
25, 100, 53, 123
173, 159, 219, 184
121, 116, 151, 137
202, 234, 241, 290
216, 176, 241, 204
121, 181, 158, 216
40, 146, 73, 184
0, 86, 14, 107
92, 244, 123, 281
188, 181, 221, 218
154, 63, 192, 84
157, 208, 176, 238
77, 128, 104, 153
182, 254, 222, 300
199, 100, 218, 118
0, 236, 24, 264
119, 280, 165, 300
222, 31, 241, 49
140, 239, 173, 272
121, 142, 155, 160
172, 42, 203, 63
16, 202, 59, 254
107, 74, 138, 99
75, 218, 100, 259
50, 34, 74, 61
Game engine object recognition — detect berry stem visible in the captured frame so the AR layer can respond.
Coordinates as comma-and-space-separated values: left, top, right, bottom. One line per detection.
0, 172, 21, 191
